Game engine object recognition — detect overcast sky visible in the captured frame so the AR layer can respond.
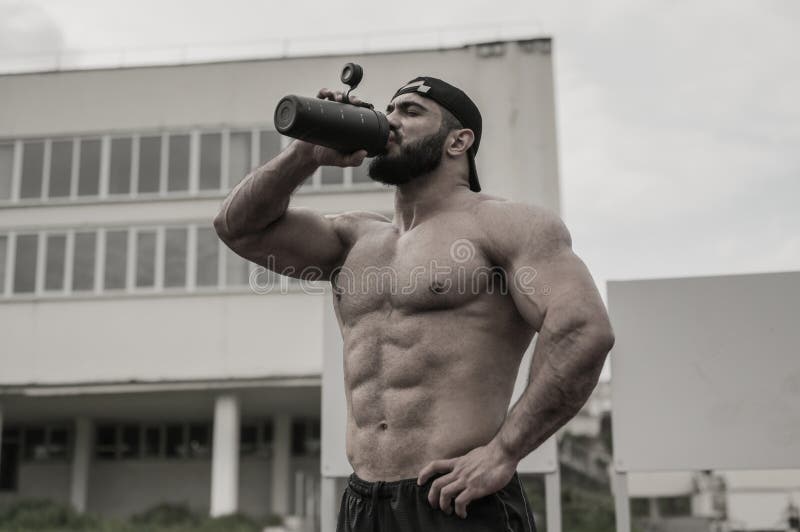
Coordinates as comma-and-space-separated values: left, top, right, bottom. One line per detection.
1, 0, 799, 299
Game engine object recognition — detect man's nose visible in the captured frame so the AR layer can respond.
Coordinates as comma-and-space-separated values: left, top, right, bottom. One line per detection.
385, 110, 401, 130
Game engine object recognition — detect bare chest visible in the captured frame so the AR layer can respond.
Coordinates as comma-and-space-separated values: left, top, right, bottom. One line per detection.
332, 222, 505, 324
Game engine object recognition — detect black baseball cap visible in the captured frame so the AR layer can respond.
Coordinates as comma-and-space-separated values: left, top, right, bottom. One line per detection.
392, 76, 482, 192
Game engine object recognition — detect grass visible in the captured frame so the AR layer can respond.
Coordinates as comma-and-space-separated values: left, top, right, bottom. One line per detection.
0, 500, 281, 532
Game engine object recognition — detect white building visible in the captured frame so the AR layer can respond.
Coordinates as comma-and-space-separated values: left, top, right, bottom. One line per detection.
0, 38, 561, 523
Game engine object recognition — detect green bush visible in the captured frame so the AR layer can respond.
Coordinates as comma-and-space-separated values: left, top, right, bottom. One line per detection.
562, 484, 617, 532
127, 504, 281, 532
0, 498, 103, 531
0, 499, 283, 532
130, 503, 201, 528
260, 513, 283, 527
195, 513, 262, 532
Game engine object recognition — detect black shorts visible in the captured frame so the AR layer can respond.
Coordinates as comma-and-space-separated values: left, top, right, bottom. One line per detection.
336, 471, 537, 532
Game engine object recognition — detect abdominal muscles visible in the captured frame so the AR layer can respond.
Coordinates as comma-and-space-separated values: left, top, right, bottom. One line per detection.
342, 309, 528, 481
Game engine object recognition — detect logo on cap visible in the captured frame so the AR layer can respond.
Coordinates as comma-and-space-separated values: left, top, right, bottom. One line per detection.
399, 80, 431, 94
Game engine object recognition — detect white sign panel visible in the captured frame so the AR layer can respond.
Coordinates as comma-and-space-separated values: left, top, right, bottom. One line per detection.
608, 271, 800, 472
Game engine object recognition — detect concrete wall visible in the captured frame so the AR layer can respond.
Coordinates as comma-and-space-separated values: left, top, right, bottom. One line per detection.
0, 291, 324, 384
0, 462, 72, 506
88, 460, 212, 516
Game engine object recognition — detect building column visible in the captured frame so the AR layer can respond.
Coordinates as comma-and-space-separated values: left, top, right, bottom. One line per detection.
320, 477, 339, 532
210, 394, 240, 516
648, 497, 661, 519
271, 412, 291, 515
70, 417, 92, 513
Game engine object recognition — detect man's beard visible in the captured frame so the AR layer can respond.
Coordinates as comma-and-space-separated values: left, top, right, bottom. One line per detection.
368, 126, 449, 186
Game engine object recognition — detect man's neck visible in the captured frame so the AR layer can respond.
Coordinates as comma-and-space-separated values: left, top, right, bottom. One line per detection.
392, 168, 471, 232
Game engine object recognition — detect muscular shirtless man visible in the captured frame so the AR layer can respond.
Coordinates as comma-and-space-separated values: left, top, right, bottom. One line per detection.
214, 76, 615, 531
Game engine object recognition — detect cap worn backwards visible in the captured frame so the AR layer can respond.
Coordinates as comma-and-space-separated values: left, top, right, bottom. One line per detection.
392, 77, 482, 192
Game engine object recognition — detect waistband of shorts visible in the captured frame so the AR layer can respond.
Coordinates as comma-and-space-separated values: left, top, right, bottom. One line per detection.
347, 470, 521, 500
347, 473, 424, 499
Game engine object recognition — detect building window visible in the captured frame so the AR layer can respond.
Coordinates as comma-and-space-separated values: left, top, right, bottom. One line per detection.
0, 125, 380, 206
240, 424, 258, 456
321, 166, 344, 186
135, 229, 157, 288
199, 132, 222, 191
196, 226, 219, 287
104, 230, 128, 290
188, 424, 210, 458
22, 426, 70, 461
164, 423, 211, 459
228, 131, 252, 189
164, 227, 187, 288
259, 130, 281, 164
23, 427, 46, 460
353, 158, 373, 184
49, 139, 73, 198
291, 418, 321, 457
95, 424, 117, 459
167, 134, 190, 192
13, 234, 38, 293
143, 426, 162, 458
48, 427, 69, 459
77, 138, 101, 197
0, 143, 13, 200
138, 135, 161, 194
20, 141, 44, 199
240, 419, 274, 458
120, 425, 140, 459
72, 231, 96, 292
631, 498, 649, 517
165, 424, 185, 458
109, 137, 132, 195
44, 233, 67, 292
0, 427, 20, 491
0, 222, 301, 300
658, 496, 692, 516
0, 235, 7, 295
93, 422, 213, 460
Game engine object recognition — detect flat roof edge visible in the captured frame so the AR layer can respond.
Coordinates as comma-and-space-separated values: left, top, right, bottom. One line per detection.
0, 375, 323, 396
0, 34, 552, 77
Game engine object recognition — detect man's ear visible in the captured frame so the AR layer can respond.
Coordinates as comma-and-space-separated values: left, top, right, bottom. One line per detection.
446, 129, 475, 157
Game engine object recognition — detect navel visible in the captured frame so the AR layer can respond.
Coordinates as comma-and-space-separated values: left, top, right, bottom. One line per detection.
429, 280, 447, 294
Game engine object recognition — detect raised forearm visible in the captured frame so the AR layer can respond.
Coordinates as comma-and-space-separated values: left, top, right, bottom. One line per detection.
214, 141, 318, 240
492, 320, 614, 463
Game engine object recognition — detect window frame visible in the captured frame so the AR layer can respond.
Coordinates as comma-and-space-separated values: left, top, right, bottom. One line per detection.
19, 424, 72, 463
107, 134, 135, 198
42, 230, 70, 295
0, 218, 327, 302
0, 125, 382, 208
